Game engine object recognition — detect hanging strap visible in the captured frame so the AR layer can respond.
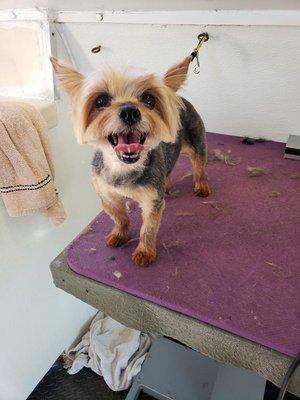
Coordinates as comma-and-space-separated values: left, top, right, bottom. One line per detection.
190, 32, 209, 74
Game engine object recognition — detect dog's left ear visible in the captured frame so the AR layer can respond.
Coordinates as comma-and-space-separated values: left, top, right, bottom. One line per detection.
164, 56, 191, 92
50, 56, 84, 97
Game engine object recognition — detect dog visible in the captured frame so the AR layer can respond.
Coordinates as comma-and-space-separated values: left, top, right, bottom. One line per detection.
50, 55, 210, 267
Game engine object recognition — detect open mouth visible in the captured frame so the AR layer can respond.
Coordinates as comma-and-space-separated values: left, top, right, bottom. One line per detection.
108, 132, 146, 164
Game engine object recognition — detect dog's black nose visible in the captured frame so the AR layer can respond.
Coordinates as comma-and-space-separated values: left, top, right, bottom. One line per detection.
119, 104, 141, 126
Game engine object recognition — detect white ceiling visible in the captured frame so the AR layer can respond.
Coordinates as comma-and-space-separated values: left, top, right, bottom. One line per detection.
1, 0, 300, 11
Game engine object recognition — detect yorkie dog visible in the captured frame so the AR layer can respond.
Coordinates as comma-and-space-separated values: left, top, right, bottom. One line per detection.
51, 55, 210, 267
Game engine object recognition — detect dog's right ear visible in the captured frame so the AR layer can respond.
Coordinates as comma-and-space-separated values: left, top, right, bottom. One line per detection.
50, 56, 87, 144
50, 56, 84, 97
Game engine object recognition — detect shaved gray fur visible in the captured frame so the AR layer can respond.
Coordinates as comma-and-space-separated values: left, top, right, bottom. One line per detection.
92, 97, 206, 202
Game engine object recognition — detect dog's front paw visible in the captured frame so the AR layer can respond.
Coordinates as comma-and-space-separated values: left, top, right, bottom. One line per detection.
105, 232, 129, 247
132, 246, 156, 267
194, 180, 211, 197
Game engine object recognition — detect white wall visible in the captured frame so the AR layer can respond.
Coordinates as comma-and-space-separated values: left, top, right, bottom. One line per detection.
1, 0, 300, 11
0, 96, 99, 400
59, 22, 300, 142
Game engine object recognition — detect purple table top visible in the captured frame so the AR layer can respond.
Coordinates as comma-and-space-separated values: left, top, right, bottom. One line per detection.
68, 133, 300, 357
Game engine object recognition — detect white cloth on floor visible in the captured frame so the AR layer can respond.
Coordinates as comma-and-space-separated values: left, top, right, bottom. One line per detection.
64, 311, 154, 391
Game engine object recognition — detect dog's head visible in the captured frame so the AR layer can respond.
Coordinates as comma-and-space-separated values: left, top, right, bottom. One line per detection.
50, 56, 191, 164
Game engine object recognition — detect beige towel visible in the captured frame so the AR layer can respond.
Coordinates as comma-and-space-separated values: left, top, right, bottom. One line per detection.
0, 102, 66, 225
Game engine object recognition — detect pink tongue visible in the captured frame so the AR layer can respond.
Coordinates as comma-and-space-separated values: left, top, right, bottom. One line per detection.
115, 143, 144, 153
114, 132, 144, 153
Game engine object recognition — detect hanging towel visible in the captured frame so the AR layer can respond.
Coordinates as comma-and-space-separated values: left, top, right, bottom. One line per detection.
0, 101, 66, 225
63, 311, 155, 391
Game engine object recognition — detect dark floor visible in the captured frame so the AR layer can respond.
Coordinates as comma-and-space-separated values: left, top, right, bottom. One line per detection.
27, 358, 154, 400
28, 358, 299, 400
264, 381, 299, 400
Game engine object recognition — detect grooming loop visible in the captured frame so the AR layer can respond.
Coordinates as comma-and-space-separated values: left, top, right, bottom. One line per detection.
191, 32, 209, 74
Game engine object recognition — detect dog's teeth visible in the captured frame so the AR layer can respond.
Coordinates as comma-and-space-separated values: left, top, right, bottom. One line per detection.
121, 153, 139, 160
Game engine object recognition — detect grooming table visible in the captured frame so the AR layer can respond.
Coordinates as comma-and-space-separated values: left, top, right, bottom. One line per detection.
50, 133, 300, 395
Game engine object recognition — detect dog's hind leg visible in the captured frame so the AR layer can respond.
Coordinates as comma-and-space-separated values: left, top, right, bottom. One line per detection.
181, 144, 211, 197
165, 175, 172, 194
179, 98, 211, 197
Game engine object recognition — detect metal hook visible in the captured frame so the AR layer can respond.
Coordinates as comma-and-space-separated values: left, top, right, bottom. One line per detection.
194, 54, 201, 74
198, 32, 209, 44
91, 45, 102, 54
194, 33, 209, 54
191, 32, 209, 75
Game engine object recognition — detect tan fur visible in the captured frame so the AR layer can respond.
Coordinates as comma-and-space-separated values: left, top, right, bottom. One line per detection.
103, 196, 130, 247
164, 56, 192, 91
51, 55, 197, 267
133, 199, 165, 267
50, 57, 84, 96
181, 144, 211, 197
165, 175, 172, 194
92, 176, 130, 246
93, 174, 163, 266
50, 57, 183, 145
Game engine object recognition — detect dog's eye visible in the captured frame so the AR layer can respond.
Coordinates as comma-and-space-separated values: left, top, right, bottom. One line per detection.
95, 93, 111, 108
141, 92, 155, 109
